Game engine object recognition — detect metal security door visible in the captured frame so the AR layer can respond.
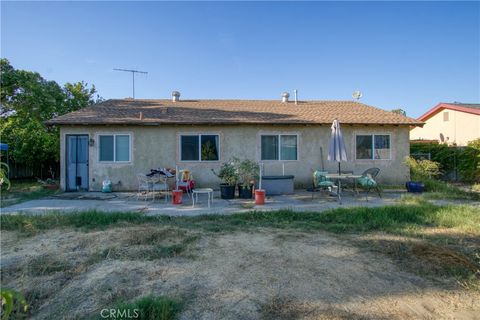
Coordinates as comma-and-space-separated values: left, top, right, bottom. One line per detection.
66, 135, 89, 191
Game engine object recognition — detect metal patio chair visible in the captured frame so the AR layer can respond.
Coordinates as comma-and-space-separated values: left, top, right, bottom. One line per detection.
357, 168, 382, 200
311, 170, 337, 199
136, 173, 154, 201
151, 174, 171, 203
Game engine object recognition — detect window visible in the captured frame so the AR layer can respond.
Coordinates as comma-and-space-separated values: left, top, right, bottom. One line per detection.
99, 134, 131, 162
443, 111, 449, 122
356, 134, 390, 160
180, 134, 219, 161
261, 135, 298, 161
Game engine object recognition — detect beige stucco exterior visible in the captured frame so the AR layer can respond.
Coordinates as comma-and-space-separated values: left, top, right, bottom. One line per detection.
410, 109, 480, 146
59, 124, 411, 191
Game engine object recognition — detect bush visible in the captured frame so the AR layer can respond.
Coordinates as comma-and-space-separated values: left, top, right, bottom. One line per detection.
405, 156, 441, 180
458, 139, 480, 182
410, 140, 480, 182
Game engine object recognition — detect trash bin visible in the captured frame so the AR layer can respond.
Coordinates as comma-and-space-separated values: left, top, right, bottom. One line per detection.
172, 189, 183, 205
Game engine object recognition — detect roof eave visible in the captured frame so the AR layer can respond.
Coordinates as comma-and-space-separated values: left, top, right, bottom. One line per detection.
45, 121, 424, 126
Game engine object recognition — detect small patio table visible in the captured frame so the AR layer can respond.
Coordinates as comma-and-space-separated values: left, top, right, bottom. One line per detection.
192, 188, 214, 208
324, 173, 362, 204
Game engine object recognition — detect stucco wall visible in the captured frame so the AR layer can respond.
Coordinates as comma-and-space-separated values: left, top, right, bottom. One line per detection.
410, 110, 480, 146
59, 124, 411, 191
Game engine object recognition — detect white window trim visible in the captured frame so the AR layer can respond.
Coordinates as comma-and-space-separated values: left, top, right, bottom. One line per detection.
97, 133, 132, 163
178, 133, 221, 162
260, 133, 299, 162
355, 134, 391, 161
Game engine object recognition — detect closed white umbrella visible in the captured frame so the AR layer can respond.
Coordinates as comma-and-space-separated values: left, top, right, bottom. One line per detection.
328, 119, 348, 174
328, 119, 348, 203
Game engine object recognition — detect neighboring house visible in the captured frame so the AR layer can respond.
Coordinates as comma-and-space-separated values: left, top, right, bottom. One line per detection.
46, 93, 422, 191
410, 102, 480, 146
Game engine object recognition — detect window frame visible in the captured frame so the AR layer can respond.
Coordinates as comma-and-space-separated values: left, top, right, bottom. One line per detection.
355, 134, 391, 161
179, 133, 221, 162
97, 133, 132, 163
260, 133, 299, 161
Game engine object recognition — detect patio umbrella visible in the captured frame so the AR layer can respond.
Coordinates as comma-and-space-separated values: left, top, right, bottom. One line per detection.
327, 119, 347, 175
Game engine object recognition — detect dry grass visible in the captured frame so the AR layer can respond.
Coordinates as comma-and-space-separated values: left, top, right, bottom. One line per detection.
358, 235, 479, 288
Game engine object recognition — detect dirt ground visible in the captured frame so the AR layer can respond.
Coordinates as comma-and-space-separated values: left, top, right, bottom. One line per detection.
1, 226, 479, 319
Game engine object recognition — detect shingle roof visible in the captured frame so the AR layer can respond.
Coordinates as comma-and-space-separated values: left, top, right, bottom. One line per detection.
46, 99, 423, 126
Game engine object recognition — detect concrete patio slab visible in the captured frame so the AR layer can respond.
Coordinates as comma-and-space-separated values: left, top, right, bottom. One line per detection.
0, 190, 406, 216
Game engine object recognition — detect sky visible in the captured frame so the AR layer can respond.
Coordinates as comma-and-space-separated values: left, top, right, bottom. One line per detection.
1, 1, 479, 118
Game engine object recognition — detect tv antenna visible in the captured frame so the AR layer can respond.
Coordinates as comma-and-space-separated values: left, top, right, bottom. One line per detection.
352, 90, 363, 101
113, 68, 148, 99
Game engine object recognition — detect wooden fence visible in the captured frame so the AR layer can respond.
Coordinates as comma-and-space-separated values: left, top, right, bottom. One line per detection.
8, 161, 60, 181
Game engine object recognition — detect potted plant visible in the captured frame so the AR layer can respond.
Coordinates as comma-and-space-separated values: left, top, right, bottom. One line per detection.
234, 158, 260, 199
212, 161, 238, 199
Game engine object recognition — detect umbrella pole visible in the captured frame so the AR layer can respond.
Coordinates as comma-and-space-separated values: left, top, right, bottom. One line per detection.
337, 162, 342, 204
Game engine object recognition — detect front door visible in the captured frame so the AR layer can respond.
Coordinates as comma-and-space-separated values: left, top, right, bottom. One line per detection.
66, 135, 89, 191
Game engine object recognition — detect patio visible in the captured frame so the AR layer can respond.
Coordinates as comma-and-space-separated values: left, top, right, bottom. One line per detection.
1, 190, 404, 216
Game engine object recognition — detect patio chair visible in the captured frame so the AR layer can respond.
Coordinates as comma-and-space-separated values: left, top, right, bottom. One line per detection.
150, 174, 171, 203
357, 168, 382, 200
176, 169, 194, 199
312, 170, 337, 199
136, 174, 154, 201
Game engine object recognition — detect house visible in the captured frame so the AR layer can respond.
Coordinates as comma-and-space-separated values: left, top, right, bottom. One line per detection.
46, 92, 423, 191
410, 102, 480, 146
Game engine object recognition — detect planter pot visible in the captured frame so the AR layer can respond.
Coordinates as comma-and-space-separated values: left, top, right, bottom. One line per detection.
238, 184, 254, 199
43, 184, 59, 190
220, 184, 236, 199
406, 181, 425, 193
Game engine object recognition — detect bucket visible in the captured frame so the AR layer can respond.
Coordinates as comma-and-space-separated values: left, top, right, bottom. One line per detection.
172, 190, 183, 204
255, 189, 266, 205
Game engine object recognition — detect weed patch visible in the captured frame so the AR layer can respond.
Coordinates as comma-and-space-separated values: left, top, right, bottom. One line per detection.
105, 295, 183, 320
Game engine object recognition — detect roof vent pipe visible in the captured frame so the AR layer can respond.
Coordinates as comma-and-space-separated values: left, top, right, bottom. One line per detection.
281, 92, 290, 103
294, 89, 298, 105
172, 91, 180, 102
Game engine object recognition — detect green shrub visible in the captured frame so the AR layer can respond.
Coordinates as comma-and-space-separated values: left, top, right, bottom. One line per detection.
410, 140, 480, 182
458, 139, 480, 182
405, 156, 441, 180
0, 162, 10, 190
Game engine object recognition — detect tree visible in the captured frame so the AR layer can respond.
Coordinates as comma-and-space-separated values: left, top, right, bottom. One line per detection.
391, 108, 407, 116
0, 58, 101, 167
